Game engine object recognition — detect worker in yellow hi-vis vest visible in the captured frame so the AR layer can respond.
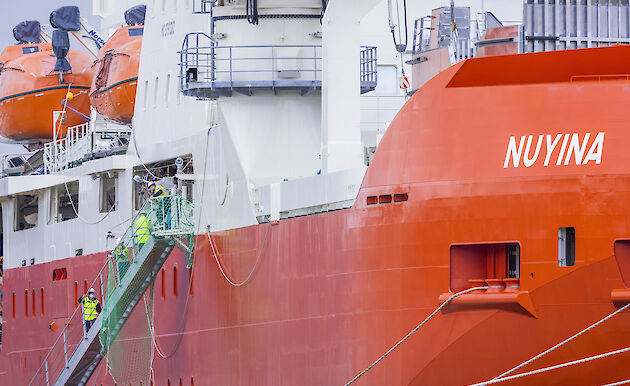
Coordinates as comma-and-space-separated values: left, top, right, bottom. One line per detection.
78, 288, 101, 333
134, 213, 151, 249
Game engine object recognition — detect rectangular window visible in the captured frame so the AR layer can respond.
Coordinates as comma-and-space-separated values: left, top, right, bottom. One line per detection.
143, 80, 149, 110
558, 227, 575, 267
450, 242, 521, 292
161, 268, 166, 299
100, 173, 117, 213
173, 266, 178, 297
24, 290, 28, 318
55, 182, 79, 222
154, 77, 160, 108
165, 74, 171, 107
14, 194, 38, 231
32, 289, 36, 316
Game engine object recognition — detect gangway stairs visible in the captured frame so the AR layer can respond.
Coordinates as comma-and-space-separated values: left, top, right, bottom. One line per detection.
30, 195, 195, 386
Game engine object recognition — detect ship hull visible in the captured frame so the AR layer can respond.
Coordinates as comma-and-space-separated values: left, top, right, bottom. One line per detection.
3, 202, 630, 385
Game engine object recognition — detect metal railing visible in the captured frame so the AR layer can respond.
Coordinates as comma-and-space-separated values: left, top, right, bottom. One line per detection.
179, 32, 378, 97
43, 123, 131, 174
30, 195, 194, 385
29, 263, 108, 386
192, 0, 214, 14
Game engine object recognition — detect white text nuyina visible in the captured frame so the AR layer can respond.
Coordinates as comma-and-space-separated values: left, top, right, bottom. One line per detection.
503, 132, 605, 168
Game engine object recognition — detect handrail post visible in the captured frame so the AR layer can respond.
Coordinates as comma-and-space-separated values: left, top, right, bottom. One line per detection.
45, 359, 49, 386
63, 329, 69, 368
99, 273, 104, 303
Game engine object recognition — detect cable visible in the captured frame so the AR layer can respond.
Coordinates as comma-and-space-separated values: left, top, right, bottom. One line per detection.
389, 0, 408, 53
246, 0, 259, 25
490, 301, 630, 382
470, 346, 630, 386
207, 221, 272, 287
345, 286, 489, 385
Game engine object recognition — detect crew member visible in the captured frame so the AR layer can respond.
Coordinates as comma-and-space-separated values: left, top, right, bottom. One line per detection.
148, 182, 167, 198
134, 213, 151, 248
78, 288, 101, 333
148, 182, 170, 229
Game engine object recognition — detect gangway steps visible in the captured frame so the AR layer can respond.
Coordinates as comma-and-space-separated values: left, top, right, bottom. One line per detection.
54, 315, 103, 386
30, 195, 195, 386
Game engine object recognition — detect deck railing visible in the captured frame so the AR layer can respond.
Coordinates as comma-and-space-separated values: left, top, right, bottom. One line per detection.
179, 32, 377, 97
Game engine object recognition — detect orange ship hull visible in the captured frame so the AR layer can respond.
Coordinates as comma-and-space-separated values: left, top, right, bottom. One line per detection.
90, 26, 143, 124
5, 46, 630, 385
0, 44, 94, 141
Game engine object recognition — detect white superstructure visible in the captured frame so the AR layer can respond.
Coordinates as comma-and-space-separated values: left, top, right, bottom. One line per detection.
0, 0, 420, 270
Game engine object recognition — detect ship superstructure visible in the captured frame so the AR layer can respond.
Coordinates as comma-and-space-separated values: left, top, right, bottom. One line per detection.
2, 0, 630, 385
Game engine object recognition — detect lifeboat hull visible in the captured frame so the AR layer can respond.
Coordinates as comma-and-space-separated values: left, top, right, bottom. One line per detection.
0, 43, 94, 141
90, 26, 143, 124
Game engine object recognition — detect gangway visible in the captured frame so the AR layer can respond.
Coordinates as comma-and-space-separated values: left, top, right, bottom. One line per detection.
30, 195, 195, 386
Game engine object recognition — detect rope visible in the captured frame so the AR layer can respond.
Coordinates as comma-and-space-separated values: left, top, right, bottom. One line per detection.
207, 221, 272, 287
601, 379, 630, 386
490, 301, 630, 382
147, 129, 213, 359
469, 346, 630, 386
345, 286, 489, 385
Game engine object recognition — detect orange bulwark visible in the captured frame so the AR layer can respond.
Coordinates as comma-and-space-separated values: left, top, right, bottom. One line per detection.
89, 26, 143, 125
0, 43, 93, 141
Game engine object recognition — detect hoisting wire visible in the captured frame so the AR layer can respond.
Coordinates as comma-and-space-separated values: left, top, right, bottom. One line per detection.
388, 0, 408, 53
345, 286, 489, 385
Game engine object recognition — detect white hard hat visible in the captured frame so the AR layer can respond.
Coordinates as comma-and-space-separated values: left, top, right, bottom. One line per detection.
88, 288, 95, 294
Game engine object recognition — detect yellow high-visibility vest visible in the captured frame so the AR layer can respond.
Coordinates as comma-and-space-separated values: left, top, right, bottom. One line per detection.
83, 298, 99, 321
153, 185, 168, 197
134, 215, 151, 244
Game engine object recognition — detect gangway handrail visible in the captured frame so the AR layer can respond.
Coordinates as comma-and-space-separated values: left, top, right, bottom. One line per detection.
29, 260, 108, 386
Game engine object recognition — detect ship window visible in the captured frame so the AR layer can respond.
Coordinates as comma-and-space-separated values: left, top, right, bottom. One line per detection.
450, 242, 521, 292
154, 77, 160, 109
24, 290, 28, 318
143, 80, 149, 110
558, 227, 575, 267
173, 266, 178, 297
165, 74, 171, 107
54, 182, 79, 222
161, 268, 165, 299
100, 173, 117, 213
12, 292, 15, 319
128, 28, 144, 37
32, 289, 36, 316
14, 194, 38, 231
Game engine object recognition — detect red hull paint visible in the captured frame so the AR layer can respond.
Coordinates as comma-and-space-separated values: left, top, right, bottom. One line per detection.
4, 46, 630, 385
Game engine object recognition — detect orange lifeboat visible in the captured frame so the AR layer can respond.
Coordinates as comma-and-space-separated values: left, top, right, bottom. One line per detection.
0, 21, 93, 142
89, 5, 145, 125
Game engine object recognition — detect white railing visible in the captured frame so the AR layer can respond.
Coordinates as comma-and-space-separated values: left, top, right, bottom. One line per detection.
44, 123, 131, 174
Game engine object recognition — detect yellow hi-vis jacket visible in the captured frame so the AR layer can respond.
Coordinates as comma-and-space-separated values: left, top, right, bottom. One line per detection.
134, 215, 151, 244
83, 297, 99, 321
152, 184, 168, 198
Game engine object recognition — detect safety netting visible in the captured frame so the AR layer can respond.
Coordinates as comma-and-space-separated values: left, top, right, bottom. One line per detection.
99, 195, 195, 385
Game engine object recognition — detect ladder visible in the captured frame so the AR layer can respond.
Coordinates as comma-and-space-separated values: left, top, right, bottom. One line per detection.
30, 195, 195, 386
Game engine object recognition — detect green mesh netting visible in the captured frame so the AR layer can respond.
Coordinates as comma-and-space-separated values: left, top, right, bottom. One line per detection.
100, 195, 195, 385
